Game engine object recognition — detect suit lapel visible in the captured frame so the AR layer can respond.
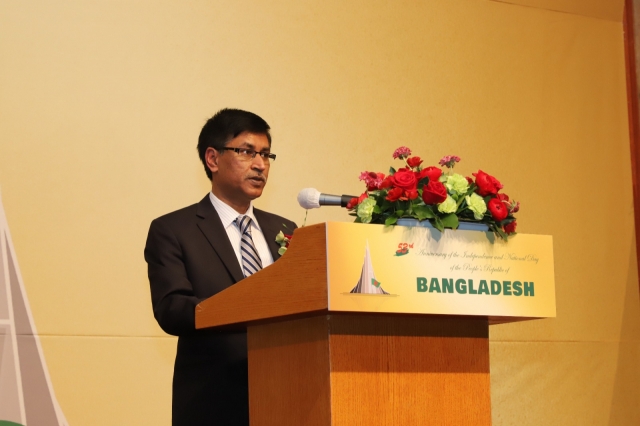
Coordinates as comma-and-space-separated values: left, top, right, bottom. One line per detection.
195, 196, 244, 283
254, 208, 286, 261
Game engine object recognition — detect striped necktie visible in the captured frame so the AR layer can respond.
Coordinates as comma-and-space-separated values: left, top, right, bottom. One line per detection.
234, 215, 263, 277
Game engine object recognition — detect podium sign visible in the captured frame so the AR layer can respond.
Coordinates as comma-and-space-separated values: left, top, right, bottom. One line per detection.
326, 222, 555, 319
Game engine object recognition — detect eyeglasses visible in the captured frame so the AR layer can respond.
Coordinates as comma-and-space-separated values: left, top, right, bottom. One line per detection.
219, 147, 276, 162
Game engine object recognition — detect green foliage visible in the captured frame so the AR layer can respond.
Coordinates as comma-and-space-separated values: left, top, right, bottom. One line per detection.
413, 205, 435, 220
440, 213, 459, 229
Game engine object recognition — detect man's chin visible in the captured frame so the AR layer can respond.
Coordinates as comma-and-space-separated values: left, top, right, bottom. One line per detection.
243, 186, 265, 200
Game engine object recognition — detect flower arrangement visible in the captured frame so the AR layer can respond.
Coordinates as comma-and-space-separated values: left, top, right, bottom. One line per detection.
345, 147, 519, 240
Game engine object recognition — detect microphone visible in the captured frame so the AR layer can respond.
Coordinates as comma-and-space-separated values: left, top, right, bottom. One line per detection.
297, 188, 357, 209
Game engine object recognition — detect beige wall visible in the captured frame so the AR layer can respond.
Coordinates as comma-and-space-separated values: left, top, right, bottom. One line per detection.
0, 0, 638, 424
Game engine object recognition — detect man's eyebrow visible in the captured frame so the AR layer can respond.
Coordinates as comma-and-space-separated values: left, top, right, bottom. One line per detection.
238, 142, 270, 152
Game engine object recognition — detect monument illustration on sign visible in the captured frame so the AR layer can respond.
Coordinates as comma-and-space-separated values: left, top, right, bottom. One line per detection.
0, 192, 68, 426
349, 243, 390, 295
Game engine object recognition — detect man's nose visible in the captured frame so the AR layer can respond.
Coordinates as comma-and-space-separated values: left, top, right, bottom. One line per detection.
251, 155, 267, 171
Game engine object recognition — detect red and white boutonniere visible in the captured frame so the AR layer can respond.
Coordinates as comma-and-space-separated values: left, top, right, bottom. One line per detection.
275, 212, 307, 255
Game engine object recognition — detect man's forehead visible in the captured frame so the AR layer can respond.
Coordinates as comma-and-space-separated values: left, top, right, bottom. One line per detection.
227, 132, 271, 148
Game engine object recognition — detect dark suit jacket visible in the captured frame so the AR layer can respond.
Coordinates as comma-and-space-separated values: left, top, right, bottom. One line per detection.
144, 195, 296, 426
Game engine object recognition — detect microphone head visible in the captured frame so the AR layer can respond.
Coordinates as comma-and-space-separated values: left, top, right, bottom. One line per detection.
297, 188, 321, 209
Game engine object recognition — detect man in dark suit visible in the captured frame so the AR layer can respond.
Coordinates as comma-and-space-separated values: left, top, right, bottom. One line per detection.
144, 109, 296, 425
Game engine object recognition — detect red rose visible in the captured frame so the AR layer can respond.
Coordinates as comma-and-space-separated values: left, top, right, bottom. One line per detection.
497, 193, 509, 202
487, 197, 508, 221
379, 176, 393, 189
415, 168, 430, 181
422, 166, 442, 182
466, 176, 474, 184
386, 187, 404, 202
390, 169, 418, 191
504, 221, 517, 234
422, 181, 448, 204
405, 189, 419, 200
473, 170, 503, 196
346, 192, 368, 209
407, 157, 423, 168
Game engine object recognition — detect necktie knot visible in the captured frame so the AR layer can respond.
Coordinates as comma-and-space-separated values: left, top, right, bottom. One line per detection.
235, 215, 253, 235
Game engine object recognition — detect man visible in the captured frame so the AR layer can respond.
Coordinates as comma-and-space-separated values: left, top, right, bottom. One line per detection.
144, 108, 296, 425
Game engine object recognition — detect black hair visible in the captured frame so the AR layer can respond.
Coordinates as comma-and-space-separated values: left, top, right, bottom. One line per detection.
197, 108, 271, 179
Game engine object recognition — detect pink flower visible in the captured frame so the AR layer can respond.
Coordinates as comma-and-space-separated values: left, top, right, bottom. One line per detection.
393, 146, 412, 160
439, 155, 461, 168
359, 171, 385, 190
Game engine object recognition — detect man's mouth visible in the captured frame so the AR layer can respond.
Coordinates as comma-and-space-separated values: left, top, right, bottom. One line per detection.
248, 176, 266, 183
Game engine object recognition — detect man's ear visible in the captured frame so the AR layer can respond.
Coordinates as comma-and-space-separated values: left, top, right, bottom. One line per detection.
205, 147, 219, 174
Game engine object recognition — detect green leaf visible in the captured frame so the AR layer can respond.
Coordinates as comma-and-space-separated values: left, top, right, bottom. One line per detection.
385, 215, 398, 226
413, 205, 435, 220
434, 216, 445, 232
440, 213, 459, 229
373, 205, 381, 214
389, 166, 396, 175
395, 210, 404, 217
0, 421, 25, 426
495, 227, 508, 241
418, 177, 430, 187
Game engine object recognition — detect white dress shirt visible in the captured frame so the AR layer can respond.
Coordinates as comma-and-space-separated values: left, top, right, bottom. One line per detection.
209, 192, 274, 270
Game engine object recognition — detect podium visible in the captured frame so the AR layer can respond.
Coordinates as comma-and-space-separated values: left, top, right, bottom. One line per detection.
196, 222, 555, 426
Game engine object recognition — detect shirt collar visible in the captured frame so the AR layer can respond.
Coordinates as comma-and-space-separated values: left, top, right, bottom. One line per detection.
209, 192, 261, 230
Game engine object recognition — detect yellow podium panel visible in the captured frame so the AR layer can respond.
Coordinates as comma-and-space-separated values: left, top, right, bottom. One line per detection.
326, 222, 555, 319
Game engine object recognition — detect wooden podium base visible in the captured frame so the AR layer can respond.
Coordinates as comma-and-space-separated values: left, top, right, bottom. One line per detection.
248, 314, 491, 426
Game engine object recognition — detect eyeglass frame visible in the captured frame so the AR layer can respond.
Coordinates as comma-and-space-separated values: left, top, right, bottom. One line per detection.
217, 147, 276, 161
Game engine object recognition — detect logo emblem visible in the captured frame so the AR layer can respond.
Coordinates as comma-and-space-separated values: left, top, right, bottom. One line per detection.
395, 242, 413, 256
